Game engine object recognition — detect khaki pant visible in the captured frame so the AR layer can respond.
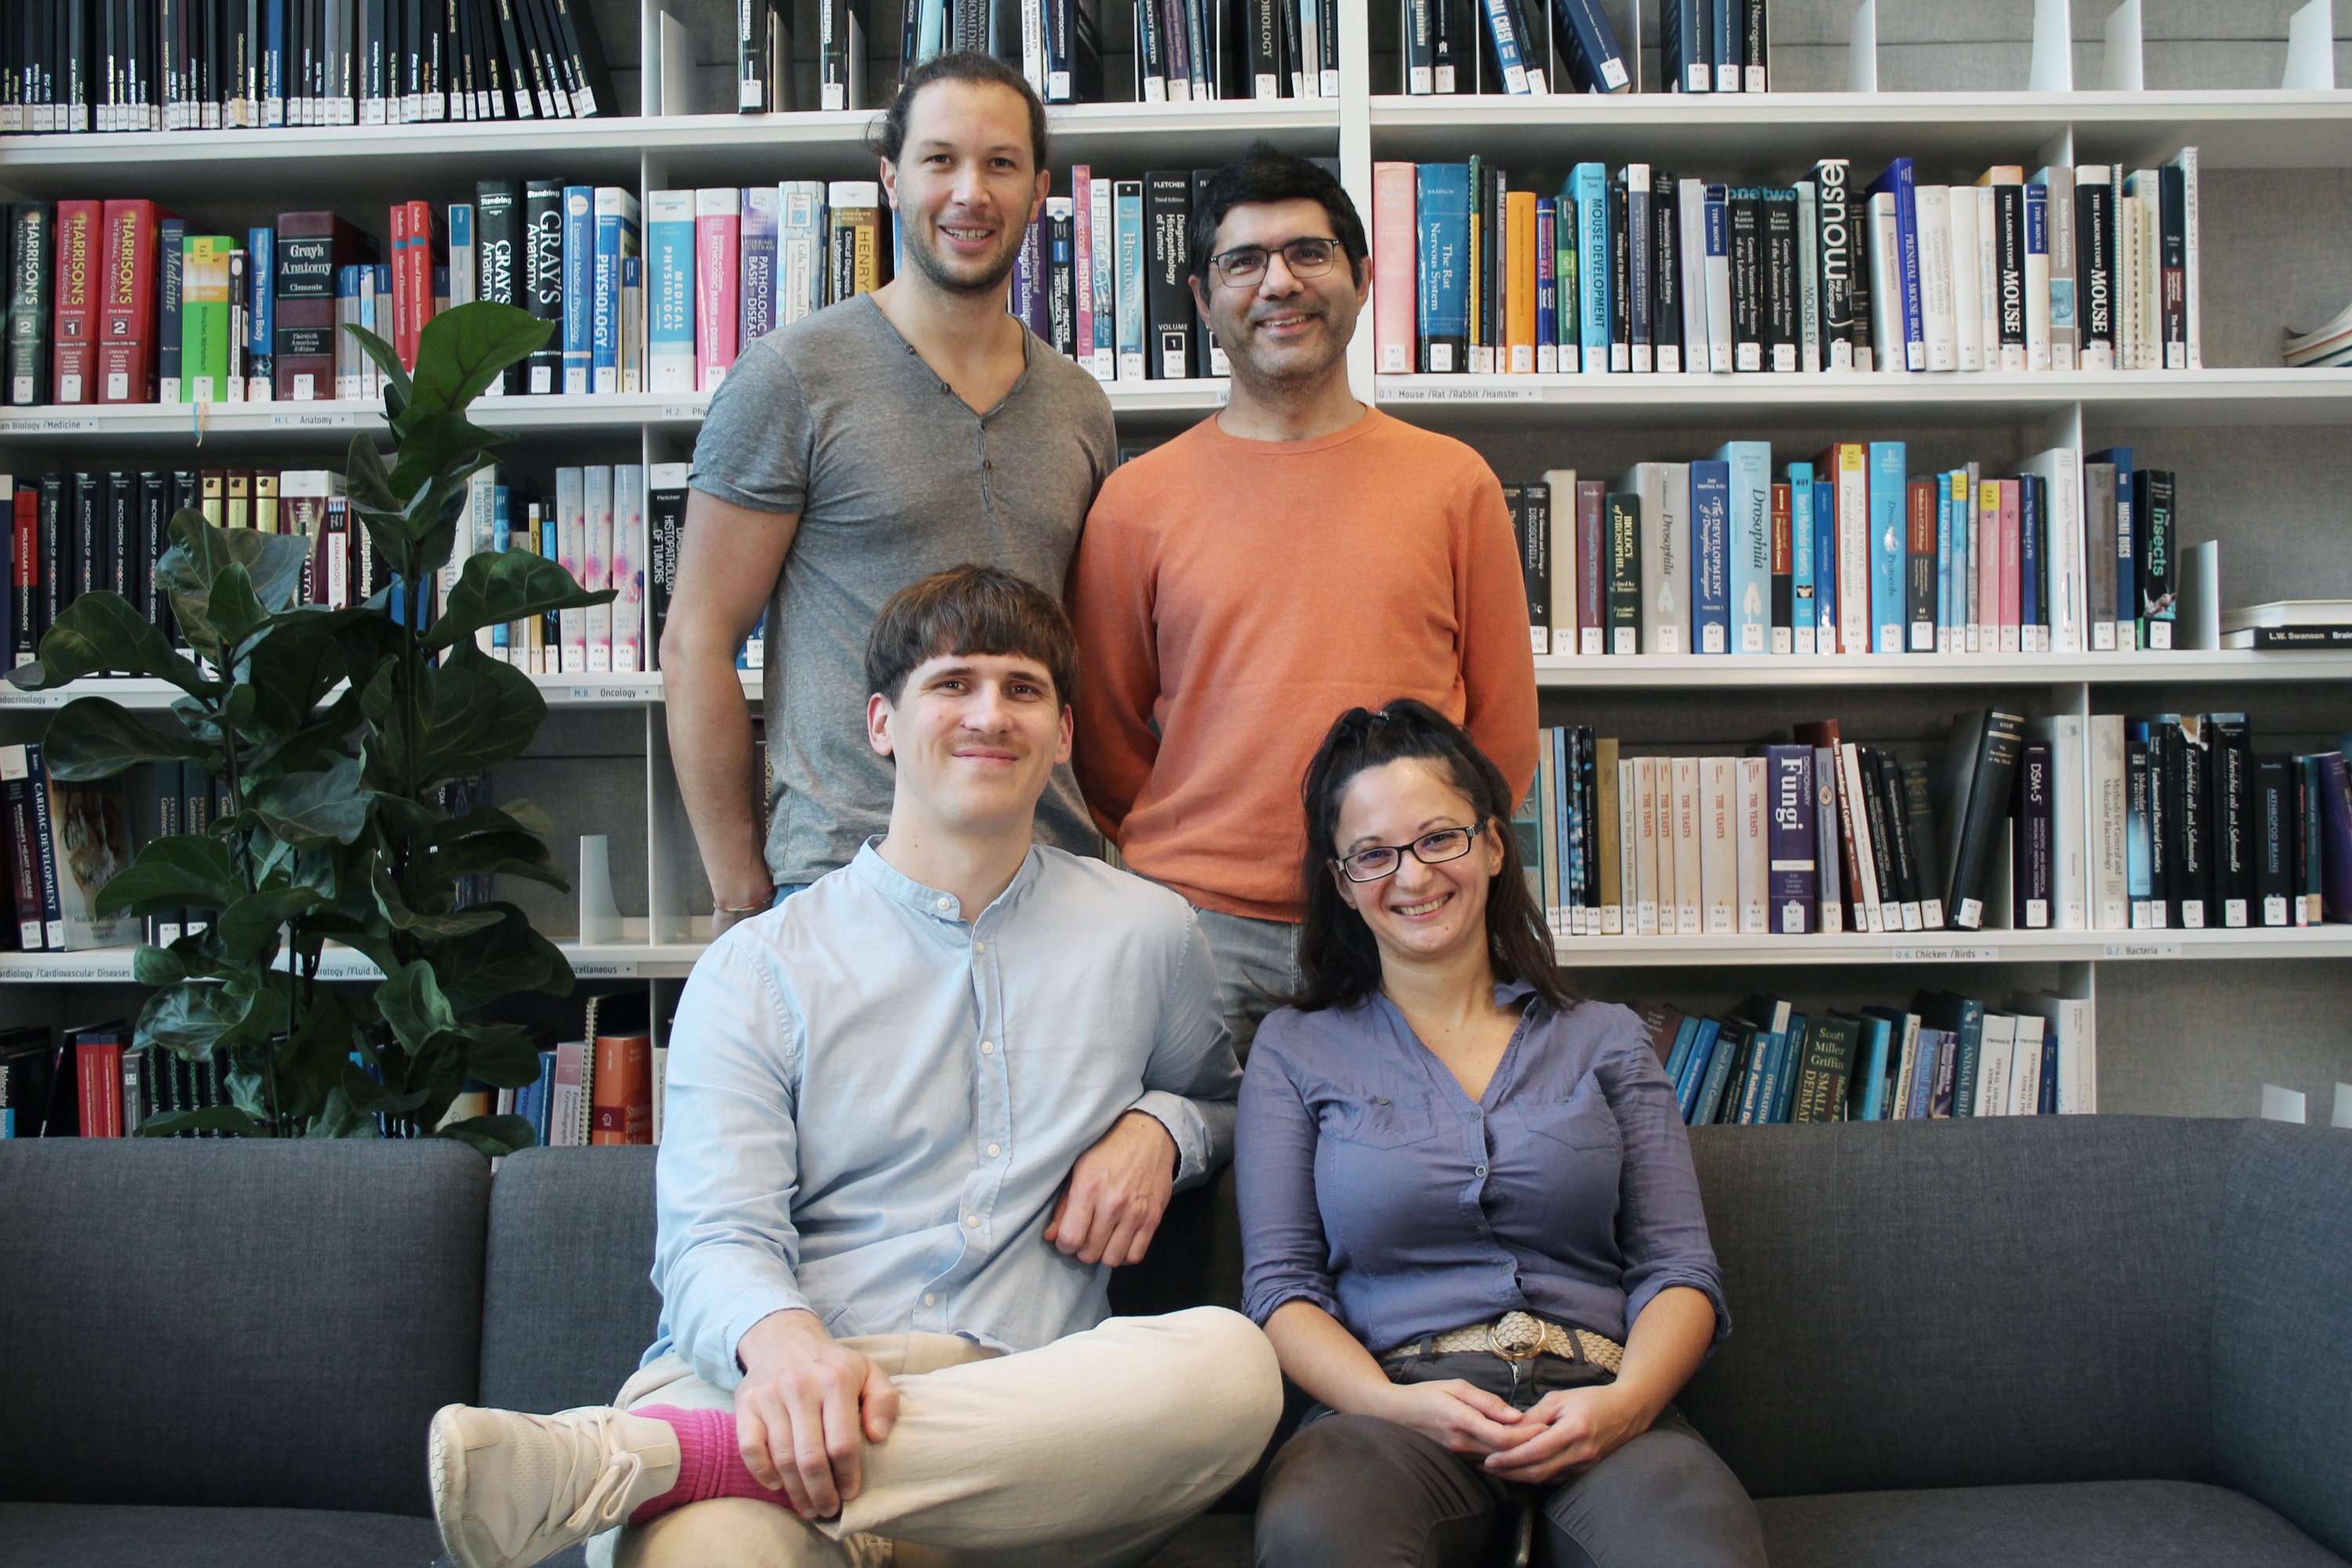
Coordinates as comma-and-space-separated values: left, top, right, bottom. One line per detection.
586, 1307, 1280, 1568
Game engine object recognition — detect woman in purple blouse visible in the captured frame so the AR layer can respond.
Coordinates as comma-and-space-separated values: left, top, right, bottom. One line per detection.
1236, 701, 1766, 1568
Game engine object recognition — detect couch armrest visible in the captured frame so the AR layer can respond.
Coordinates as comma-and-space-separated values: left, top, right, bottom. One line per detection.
2210, 1121, 2352, 1560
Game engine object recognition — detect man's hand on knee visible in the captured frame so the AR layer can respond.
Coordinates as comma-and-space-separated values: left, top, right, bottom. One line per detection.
1044, 1109, 1177, 1267
733, 1309, 900, 1518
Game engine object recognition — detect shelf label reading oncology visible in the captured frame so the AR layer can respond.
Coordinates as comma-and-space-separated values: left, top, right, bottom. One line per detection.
1377, 383, 1548, 404
564, 684, 655, 702
1889, 946, 2001, 962
2102, 941, 2182, 959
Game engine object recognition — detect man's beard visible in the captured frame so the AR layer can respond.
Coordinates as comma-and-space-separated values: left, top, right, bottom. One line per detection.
1221, 305, 1348, 390
902, 216, 1022, 299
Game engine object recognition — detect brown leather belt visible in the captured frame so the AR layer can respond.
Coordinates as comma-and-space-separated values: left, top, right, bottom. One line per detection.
1383, 1311, 1625, 1374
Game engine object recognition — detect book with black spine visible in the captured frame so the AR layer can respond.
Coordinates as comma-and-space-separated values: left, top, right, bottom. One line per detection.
2254, 753, 2293, 927
1726, 186, 1762, 372
2209, 713, 2252, 927
1399, 0, 1433, 93
2134, 467, 2175, 648
474, 181, 522, 390
541, 0, 607, 113
2140, 718, 2173, 927
648, 463, 686, 668
1189, 169, 1224, 376
1143, 170, 1192, 379
1605, 491, 1640, 655
1870, 747, 1922, 929
2170, 713, 2209, 928
2010, 738, 2053, 928
1651, 170, 1682, 372
1940, 708, 2025, 931
1487, 162, 1509, 372
1762, 186, 1797, 371
1047, 198, 1076, 359
1606, 175, 1629, 372
523, 179, 567, 394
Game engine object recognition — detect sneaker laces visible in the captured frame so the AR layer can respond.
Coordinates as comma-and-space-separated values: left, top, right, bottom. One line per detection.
553, 1414, 650, 1537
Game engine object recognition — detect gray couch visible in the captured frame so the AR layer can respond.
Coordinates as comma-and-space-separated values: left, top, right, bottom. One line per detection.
2, 1116, 2347, 1567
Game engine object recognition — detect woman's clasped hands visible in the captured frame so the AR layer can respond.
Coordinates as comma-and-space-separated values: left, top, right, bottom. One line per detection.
1367, 1376, 1657, 1486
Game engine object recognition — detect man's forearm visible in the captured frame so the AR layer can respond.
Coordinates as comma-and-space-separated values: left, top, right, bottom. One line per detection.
665, 645, 773, 913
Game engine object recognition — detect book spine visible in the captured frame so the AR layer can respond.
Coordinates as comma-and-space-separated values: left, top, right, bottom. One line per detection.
521, 181, 564, 392
6, 205, 53, 406
97, 201, 161, 405
1948, 710, 2027, 931
1415, 164, 1468, 374
1145, 170, 1192, 379
1690, 460, 1729, 655
1766, 745, 1815, 933
52, 201, 101, 405
693, 188, 741, 392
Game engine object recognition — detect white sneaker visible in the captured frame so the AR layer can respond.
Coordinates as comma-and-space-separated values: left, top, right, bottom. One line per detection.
430, 1403, 683, 1568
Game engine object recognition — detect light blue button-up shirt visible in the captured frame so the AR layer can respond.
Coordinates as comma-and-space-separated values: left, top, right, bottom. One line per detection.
644, 840, 1239, 1389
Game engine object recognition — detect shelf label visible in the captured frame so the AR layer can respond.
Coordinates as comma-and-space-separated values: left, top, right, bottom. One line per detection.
0, 416, 99, 433
1890, 946, 2001, 962
562, 684, 652, 702
570, 960, 636, 978
270, 409, 358, 428
2101, 941, 2181, 959
0, 689, 65, 708
1377, 383, 1548, 403
659, 404, 707, 419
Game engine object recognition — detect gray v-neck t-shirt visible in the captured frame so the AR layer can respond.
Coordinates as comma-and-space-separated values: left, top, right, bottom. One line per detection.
690, 295, 1116, 887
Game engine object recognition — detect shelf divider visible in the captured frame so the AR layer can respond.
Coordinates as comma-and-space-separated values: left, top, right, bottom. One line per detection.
2285, 0, 2338, 89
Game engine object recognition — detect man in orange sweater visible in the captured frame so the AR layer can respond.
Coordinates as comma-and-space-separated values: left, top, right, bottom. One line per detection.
1070, 146, 1537, 1052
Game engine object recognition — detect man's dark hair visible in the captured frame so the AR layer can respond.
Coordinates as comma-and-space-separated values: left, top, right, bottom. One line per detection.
865, 564, 1080, 710
1290, 699, 1573, 1014
868, 51, 1050, 176
1188, 142, 1368, 285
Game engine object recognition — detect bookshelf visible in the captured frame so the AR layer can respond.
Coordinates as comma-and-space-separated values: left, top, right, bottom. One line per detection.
2, 0, 2348, 1124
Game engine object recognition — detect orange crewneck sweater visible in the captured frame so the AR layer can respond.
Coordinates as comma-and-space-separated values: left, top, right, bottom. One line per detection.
1070, 408, 1538, 923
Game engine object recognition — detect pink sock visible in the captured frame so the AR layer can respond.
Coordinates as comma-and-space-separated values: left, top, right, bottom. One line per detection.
627, 1405, 804, 1524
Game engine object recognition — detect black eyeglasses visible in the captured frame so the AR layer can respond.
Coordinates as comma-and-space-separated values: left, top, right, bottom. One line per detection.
1333, 822, 1486, 884
1207, 238, 1344, 289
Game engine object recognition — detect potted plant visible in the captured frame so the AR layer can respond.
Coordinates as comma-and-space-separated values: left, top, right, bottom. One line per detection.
9, 303, 613, 1154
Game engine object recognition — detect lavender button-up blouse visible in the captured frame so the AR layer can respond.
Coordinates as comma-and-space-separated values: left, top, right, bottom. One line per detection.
1236, 982, 1729, 1357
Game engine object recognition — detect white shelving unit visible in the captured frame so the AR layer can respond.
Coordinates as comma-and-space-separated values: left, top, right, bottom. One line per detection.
2, 1, 2347, 1116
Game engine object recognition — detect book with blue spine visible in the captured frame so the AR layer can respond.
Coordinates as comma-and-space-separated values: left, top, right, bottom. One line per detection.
737, 187, 779, 352
157, 217, 187, 402
1867, 440, 1907, 652
645, 191, 695, 393
1916, 992, 1986, 1118
1787, 460, 1815, 652
1715, 441, 1771, 654
263, 0, 287, 124
1735, 996, 1794, 1125
1550, 0, 1632, 91
1661, 0, 1709, 91
1866, 158, 1926, 370
1690, 459, 1730, 653
561, 186, 595, 393
1676, 1019, 1722, 1120
1479, 0, 1531, 93
1766, 744, 1815, 933
1935, 473, 1955, 650
1711, 0, 1740, 89
1771, 1014, 1809, 1123
2019, 473, 2044, 650
1114, 181, 1145, 382
1415, 164, 1470, 374
1571, 164, 1610, 371
245, 227, 274, 399
1663, 1015, 1701, 1084
1812, 477, 1836, 652
1534, 198, 1558, 373
590, 187, 640, 395
490, 485, 511, 661
1851, 1012, 1893, 1119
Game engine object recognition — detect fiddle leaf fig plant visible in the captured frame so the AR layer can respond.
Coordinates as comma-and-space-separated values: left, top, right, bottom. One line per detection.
9, 303, 615, 1152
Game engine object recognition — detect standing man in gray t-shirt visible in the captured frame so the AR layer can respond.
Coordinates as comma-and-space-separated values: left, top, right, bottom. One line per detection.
664, 52, 1116, 930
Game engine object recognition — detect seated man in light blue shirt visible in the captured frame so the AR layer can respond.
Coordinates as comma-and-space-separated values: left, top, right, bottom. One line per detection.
427, 565, 1279, 1568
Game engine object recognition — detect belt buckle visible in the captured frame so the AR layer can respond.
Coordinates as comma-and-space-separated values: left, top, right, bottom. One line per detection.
1486, 1312, 1545, 1363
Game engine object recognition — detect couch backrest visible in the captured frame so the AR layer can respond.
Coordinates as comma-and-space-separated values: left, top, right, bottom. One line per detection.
1677, 1115, 2234, 1499
478, 1145, 662, 1413
2211, 1120, 2352, 1560
0, 1139, 487, 1517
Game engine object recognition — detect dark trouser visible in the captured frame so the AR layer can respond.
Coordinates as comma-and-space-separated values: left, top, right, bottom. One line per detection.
1254, 1348, 1767, 1568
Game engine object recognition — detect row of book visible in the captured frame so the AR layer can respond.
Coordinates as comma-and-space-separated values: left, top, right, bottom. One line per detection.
1508, 443, 2179, 662
1, 0, 612, 133
1518, 713, 2352, 941
1632, 988, 2093, 1129
1372, 150, 2203, 377
2, 459, 670, 675
486, 992, 664, 1149
0, 184, 895, 406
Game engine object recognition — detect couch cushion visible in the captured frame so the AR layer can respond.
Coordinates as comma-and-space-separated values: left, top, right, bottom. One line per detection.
0, 1501, 445, 1567
2212, 1121, 2352, 1560
1679, 1116, 2234, 1499
0, 1140, 488, 1516
1755, 1479, 2347, 1568
479, 1146, 662, 1413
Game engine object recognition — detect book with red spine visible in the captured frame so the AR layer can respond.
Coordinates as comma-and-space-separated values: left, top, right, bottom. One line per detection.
694, 188, 741, 393
274, 212, 374, 401
51, 201, 104, 405
1372, 162, 1416, 375
97, 200, 176, 403
589, 1031, 652, 1145
74, 1031, 129, 1138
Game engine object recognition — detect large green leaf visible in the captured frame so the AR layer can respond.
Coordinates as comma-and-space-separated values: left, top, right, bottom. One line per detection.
39, 697, 216, 780
247, 756, 372, 848
369, 644, 546, 794
405, 302, 552, 417
132, 941, 243, 987
97, 835, 245, 916
459, 1022, 547, 1087
428, 548, 615, 653
435, 1113, 538, 1157
430, 800, 557, 844
423, 829, 568, 891
5, 592, 216, 695
242, 619, 350, 739
343, 324, 413, 416
339, 1061, 435, 1117
216, 884, 325, 962
423, 903, 575, 1011
136, 981, 252, 1059
157, 517, 315, 653
376, 960, 457, 1054
345, 434, 404, 514
307, 1086, 382, 1138
135, 1105, 270, 1138
372, 864, 503, 935
384, 412, 504, 532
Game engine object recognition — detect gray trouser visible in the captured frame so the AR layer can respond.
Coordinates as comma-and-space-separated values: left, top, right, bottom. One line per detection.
1254, 1349, 1766, 1568
1190, 907, 1300, 1060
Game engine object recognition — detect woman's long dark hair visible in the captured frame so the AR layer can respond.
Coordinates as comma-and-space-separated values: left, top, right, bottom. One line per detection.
1290, 699, 1573, 1013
